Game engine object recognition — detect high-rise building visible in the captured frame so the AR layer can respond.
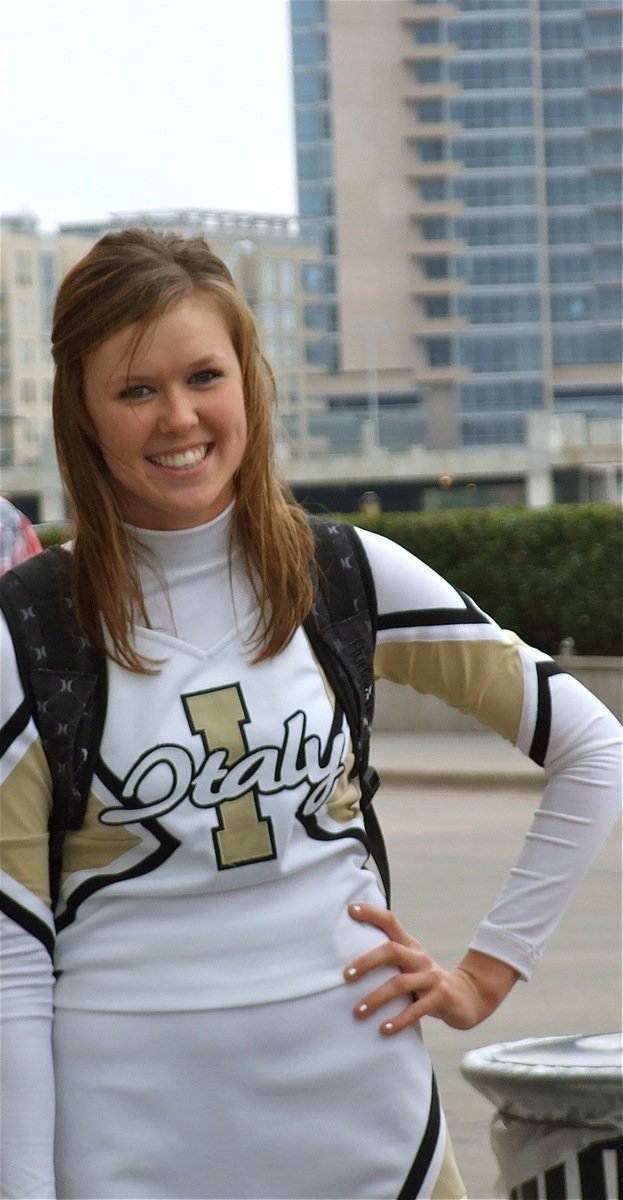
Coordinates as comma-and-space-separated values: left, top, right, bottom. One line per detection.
290, 0, 622, 459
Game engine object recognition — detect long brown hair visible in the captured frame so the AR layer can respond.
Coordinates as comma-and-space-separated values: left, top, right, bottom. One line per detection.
51, 228, 315, 670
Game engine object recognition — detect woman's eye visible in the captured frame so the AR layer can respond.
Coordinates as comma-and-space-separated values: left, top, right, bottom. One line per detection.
118, 384, 153, 402
190, 369, 220, 385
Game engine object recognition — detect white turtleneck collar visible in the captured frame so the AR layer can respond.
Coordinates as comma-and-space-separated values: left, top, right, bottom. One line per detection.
125, 503, 259, 653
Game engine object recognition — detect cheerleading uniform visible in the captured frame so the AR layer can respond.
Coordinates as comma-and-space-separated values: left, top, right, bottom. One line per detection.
1, 507, 620, 1198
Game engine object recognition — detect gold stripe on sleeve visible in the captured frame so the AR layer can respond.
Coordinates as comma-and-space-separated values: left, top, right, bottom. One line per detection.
375, 634, 526, 745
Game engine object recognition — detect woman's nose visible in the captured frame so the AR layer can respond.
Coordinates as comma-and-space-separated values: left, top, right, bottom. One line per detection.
158, 390, 199, 434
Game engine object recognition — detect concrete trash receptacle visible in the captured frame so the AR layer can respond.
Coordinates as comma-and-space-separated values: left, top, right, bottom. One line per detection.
461, 1033, 622, 1198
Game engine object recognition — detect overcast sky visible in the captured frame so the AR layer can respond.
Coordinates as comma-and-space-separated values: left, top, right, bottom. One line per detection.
0, 0, 297, 231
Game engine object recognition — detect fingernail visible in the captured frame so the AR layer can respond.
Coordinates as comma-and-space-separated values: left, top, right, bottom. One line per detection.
356, 1003, 368, 1015
381, 1021, 394, 1035
345, 966, 358, 978
351, 904, 362, 913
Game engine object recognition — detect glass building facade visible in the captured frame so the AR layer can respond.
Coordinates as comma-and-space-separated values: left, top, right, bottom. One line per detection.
290, 0, 622, 447
290, 0, 341, 373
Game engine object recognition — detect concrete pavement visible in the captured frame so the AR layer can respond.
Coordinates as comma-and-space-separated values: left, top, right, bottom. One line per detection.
371, 728, 545, 791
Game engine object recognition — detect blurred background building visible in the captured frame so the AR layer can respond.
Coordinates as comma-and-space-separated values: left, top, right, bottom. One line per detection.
288, 0, 622, 510
1, 0, 621, 519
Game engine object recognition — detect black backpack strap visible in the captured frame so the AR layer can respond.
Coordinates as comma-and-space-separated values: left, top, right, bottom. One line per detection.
0, 547, 107, 906
304, 518, 391, 903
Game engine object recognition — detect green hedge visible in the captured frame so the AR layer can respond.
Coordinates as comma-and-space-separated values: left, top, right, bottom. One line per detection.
335, 504, 622, 657
36, 505, 622, 655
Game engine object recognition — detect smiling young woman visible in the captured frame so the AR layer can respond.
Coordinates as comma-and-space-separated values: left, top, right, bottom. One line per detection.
51, 229, 315, 670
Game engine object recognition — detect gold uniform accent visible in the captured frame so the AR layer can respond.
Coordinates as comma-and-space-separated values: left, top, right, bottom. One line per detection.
0, 739, 52, 905
184, 687, 275, 868
430, 1129, 467, 1199
376, 634, 526, 746
62, 794, 143, 884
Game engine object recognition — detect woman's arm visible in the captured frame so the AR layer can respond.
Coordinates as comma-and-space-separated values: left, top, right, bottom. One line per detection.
344, 528, 621, 1029
1, 612, 57, 1197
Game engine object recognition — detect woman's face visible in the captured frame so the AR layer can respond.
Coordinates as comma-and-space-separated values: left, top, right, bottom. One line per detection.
84, 294, 247, 531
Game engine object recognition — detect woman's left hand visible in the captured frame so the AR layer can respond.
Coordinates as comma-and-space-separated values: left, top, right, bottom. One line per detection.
344, 903, 519, 1036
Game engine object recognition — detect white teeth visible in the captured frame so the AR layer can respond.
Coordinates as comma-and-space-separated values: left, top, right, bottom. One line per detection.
149, 446, 208, 469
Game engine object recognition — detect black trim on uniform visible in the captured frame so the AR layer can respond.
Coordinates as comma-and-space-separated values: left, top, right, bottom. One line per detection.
544, 1162, 566, 1199
55, 756, 181, 933
396, 1072, 441, 1199
0, 698, 31, 757
578, 1135, 623, 1200
529, 661, 566, 767
0, 891, 55, 958
378, 599, 490, 633
519, 1177, 539, 1199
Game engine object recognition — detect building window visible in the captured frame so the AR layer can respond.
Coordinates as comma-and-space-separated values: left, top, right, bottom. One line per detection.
290, 0, 326, 26
449, 57, 531, 90
458, 293, 541, 325
456, 136, 535, 169
544, 96, 586, 128
263, 259, 279, 294
15, 250, 33, 286
17, 298, 34, 328
424, 297, 450, 318
297, 143, 333, 181
460, 379, 542, 413
262, 301, 278, 332
554, 328, 622, 364
292, 30, 327, 66
550, 294, 591, 322
589, 93, 622, 127
590, 130, 622, 165
546, 175, 589, 206
421, 179, 446, 201
299, 185, 334, 218
455, 214, 538, 246
302, 262, 336, 294
280, 262, 295, 295
540, 19, 582, 51
280, 303, 297, 332
427, 338, 452, 366
294, 70, 330, 103
419, 140, 445, 163
414, 61, 441, 84
543, 58, 584, 89
20, 379, 37, 405
450, 18, 530, 50
549, 252, 590, 283
419, 99, 445, 123
453, 175, 536, 208
19, 338, 36, 364
458, 254, 539, 285
451, 97, 533, 130
305, 340, 338, 370
413, 21, 441, 44
545, 134, 586, 167
458, 332, 542, 372
295, 108, 331, 142
548, 213, 590, 244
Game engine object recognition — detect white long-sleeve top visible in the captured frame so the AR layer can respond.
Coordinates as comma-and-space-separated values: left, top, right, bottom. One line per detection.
1, 508, 621, 1196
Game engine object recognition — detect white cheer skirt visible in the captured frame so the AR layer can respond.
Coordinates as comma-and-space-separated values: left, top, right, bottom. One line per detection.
53, 982, 465, 1199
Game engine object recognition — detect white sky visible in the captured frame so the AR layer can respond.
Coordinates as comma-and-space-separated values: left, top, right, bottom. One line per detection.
0, 0, 297, 232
